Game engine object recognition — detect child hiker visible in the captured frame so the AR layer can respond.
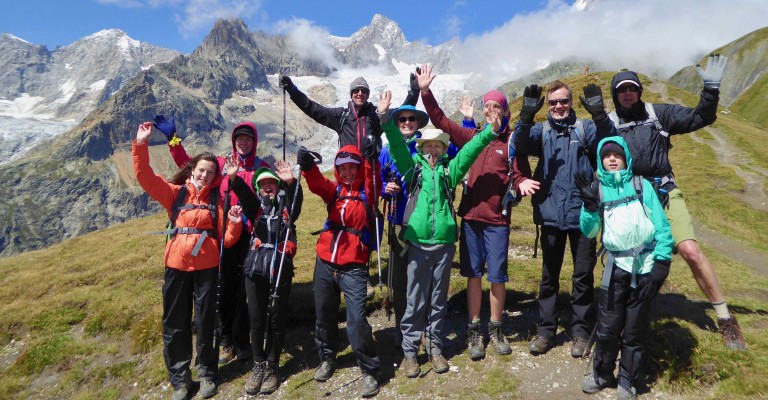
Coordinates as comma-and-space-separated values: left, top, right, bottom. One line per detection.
297, 145, 381, 398
577, 136, 674, 400
382, 105, 501, 378
224, 158, 303, 396
133, 122, 243, 400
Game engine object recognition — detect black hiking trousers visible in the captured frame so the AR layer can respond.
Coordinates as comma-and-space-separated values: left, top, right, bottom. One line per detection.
244, 255, 293, 364
219, 232, 250, 354
593, 267, 654, 393
536, 226, 597, 339
162, 267, 218, 389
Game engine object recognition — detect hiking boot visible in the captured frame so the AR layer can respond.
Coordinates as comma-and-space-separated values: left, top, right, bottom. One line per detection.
199, 379, 217, 399
244, 361, 264, 395
366, 282, 375, 300
261, 362, 280, 394
528, 334, 552, 354
430, 354, 449, 374
617, 385, 638, 400
581, 373, 615, 394
401, 356, 420, 378
718, 316, 747, 350
170, 386, 188, 400
571, 336, 590, 358
489, 322, 512, 355
218, 345, 235, 364
313, 358, 336, 382
466, 323, 485, 360
360, 372, 379, 398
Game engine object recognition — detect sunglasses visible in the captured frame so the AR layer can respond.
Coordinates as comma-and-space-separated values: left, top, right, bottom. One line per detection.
351, 88, 369, 95
547, 98, 570, 106
336, 151, 362, 162
398, 116, 418, 123
616, 85, 640, 93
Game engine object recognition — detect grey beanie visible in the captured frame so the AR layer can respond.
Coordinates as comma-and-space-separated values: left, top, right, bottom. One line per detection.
350, 77, 369, 93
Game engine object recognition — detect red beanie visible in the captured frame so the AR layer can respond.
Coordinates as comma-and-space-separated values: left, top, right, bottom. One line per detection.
482, 90, 508, 112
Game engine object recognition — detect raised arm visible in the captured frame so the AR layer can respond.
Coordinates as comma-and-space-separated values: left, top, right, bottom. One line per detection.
133, 122, 177, 212
280, 74, 344, 132
418, 64, 476, 147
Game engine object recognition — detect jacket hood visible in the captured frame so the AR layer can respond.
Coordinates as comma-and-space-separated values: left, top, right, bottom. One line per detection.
334, 145, 365, 188
231, 121, 258, 164
596, 136, 633, 185
610, 71, 643, 109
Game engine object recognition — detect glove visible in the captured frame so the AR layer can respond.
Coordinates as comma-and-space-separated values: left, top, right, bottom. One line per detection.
579, 84, 607, 121
279, 75, 293, 90
362, 135, 379, 160
639, 258, 671, 299
152, 115, 176, 141
297, 146, 316, 171
409, 71, 419, 95
519, 84, 544, 124
574, 171, 599, 212
696, 53, 728, 89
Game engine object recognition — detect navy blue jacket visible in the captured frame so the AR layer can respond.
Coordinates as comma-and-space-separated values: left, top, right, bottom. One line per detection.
514, 110, 615, 230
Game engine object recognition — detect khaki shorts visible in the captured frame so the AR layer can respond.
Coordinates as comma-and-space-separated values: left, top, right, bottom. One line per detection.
666, 188, 696, 245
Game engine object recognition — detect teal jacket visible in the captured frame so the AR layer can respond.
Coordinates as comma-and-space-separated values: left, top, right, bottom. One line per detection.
580, 136, 673, 275
384, 120, 496, 245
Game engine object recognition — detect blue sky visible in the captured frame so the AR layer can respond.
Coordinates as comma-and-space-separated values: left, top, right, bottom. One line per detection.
3, 0, 767, 84
2, 0, 547, 53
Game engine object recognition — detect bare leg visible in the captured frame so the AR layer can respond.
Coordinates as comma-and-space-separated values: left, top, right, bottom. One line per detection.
489, 283, 506, 322
467, 277, 482, 321
677, 239, 725, 303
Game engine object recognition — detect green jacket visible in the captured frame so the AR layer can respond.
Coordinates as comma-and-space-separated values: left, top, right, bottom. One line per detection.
384, 120, 496, 245
579, 136, 673, 275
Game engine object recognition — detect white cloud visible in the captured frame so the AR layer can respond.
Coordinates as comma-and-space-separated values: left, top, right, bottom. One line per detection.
452, 0, 768, 90
274, 18, 340, 68
177, 0, 264, 37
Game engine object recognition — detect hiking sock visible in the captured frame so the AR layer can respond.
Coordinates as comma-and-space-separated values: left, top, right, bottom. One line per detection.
712, 301, 731, 319
490, 319, 502, 326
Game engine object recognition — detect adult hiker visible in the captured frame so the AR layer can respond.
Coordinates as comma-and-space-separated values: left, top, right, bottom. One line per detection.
417, 64, 537, 361
133, 121, 243, 400
513, 80, 616, 357
577, 137, 674, 400
154, 115, 272, 364
224, 158, 303, 395
377, 97, 459, 346
279, 74, 408, 298
383, 108, 500, 378
298, 145, 381, 398
607, 55, 746, 350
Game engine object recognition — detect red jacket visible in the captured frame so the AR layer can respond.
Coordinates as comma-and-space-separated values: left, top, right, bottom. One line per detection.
168, 121, 271, 208
133, 141, 242, 271
303, 145, 375, 266
422, 90, 532, 226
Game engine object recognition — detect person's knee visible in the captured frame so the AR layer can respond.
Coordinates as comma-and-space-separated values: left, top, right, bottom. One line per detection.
677, 240, 704, 266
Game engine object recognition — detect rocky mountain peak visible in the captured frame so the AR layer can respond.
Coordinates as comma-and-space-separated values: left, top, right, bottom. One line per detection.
193, 18, 254, 59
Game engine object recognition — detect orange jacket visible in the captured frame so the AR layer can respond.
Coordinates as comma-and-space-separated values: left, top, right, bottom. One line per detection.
133, 140, 242, 271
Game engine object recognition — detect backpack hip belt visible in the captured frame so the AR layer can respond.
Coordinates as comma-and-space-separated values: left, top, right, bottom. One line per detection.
160, 227, 216, 257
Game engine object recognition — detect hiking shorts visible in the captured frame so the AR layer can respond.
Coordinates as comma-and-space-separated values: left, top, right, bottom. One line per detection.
459, 220, 509, 283
666, 188, 696, 246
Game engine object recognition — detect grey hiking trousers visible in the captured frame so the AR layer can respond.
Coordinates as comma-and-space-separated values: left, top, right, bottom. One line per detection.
400, 244, 456, 358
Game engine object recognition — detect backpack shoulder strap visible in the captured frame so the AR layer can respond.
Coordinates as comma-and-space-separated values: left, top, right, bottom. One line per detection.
644, 103, 669, 138
338, 108, 350, 134
542, 120, 552, 144
209, 188, 219, 238
170, 185, 189, 229
574, 119, 587, 149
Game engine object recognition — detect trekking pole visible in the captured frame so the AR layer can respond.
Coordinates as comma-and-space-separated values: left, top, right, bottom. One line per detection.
213, 188, 231, 348
383, 197, 394, 320
582, 318, 599, 377
271, 162, 306, 308
366, 136, 384, 291
282, 86, 287, 161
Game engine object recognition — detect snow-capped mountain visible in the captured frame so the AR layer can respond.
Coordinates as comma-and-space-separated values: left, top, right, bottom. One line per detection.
0, 30, 180, 163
